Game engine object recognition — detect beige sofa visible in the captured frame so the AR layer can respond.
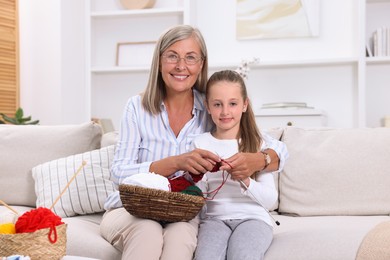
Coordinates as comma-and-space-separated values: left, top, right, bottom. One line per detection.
1, 122, 390, 260
0, 122, 121, 260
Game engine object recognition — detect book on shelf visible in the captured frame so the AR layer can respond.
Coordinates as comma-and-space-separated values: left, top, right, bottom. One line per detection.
261, 102, 313, 109
372, 26, 390, 57
366, 42, 373, 57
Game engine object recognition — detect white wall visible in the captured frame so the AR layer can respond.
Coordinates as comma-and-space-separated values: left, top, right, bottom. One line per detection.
193, 0, 358, 128
18, 0, 360, 128
19, 0, 87, 125
19, 0, 62, 124
192, 0, 357, 64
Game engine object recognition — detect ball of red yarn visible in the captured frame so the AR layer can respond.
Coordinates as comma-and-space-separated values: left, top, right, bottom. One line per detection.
15, 207, 64, 243
168, 176, 192, 192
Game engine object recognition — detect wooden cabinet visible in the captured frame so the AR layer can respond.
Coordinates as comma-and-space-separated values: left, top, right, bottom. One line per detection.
0, 0, 19, 116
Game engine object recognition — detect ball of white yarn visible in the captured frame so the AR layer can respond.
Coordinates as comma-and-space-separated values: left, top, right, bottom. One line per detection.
0, 211, 18, 224
122, 172, 170, 191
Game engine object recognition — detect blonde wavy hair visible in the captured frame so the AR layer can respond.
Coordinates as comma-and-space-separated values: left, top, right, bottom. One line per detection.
141, 25, 208, 115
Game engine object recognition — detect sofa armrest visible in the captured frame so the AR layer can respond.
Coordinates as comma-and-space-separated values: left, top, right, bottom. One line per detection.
101, 131, 118, 147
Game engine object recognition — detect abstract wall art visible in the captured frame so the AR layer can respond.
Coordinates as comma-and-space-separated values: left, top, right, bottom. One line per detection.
236, 0, 320, 40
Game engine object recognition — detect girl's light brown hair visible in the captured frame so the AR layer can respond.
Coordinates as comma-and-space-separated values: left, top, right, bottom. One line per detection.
206, 70, 262, 154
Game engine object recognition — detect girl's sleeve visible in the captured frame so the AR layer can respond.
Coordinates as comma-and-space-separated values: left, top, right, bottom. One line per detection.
242, 172, 278, 210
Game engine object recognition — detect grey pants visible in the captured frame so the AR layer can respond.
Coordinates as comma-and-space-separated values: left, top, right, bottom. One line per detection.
194, 218, 273, 260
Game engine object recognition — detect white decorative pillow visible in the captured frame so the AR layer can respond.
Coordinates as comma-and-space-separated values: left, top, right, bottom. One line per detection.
32, 145, 116, 218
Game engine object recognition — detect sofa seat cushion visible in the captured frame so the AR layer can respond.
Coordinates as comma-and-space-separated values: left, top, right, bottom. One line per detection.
265, 215, 390, 260
0, 122, 102, 207
279, 127, 390, 216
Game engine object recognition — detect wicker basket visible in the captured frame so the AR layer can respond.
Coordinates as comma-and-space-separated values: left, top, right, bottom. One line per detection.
119, 184, 205, 223
0, 224, 67, 260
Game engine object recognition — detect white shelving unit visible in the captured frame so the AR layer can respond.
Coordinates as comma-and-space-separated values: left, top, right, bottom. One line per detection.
84, 0, 390, 130
365, 0, 390, 127
87, 0, 189, 127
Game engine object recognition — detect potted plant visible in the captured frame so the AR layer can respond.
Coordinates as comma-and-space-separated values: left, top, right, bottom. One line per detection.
0, 107, 39, 125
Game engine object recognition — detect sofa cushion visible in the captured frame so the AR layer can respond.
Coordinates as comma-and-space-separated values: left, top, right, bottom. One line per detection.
101, 131, 119, 147
32, 145, 116, 218
265, 215, 390, 260
278, 127, 390, 216
0, 122, 102, 207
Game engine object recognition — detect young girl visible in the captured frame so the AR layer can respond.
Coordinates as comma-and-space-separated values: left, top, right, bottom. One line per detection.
193, 70, 279, 260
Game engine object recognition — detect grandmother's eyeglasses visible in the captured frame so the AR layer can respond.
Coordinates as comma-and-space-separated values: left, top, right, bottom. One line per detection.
162, 52, 203, 65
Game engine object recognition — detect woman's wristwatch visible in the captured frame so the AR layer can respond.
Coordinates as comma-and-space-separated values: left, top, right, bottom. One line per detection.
261, 152, 271, 171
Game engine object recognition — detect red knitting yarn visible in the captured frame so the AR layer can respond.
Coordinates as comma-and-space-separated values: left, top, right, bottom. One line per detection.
168, 176, 192, 192
169, 162, 224, 192
15, 207, 64, 243
189, 161, 222, 183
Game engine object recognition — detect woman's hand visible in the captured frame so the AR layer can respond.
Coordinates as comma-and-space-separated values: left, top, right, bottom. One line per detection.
177, 148, 221, 175
150, 148, 220, 177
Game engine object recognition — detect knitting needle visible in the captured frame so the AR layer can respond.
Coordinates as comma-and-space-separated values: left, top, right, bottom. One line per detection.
0, 199, 20, 216
238, 180, 280, 226
169, 172, 185, 180
50, 160, 87, 210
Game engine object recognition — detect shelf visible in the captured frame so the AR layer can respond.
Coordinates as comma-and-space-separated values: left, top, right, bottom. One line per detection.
90, 57, 359, 75
91, 66, 150, 73
366, 56, 390, 64
210, 57, 358, 70
91, 7, 184, 18
255, 108, 325, 117
90, 57, 359, 74
367, 0, 390, 3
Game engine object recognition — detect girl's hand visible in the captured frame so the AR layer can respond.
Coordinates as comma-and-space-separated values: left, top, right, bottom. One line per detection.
220, 152, 262, 181
176, 148, 220, 175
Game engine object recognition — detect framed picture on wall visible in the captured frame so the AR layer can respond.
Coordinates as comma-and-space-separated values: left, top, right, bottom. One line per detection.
116, 41, 156, 67
236, 0, 320, 40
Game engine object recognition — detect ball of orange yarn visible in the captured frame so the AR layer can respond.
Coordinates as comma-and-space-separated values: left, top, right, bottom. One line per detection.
0, 223, 16, 234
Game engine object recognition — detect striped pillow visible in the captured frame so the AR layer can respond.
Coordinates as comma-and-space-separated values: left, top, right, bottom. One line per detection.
32, 145, 116, 217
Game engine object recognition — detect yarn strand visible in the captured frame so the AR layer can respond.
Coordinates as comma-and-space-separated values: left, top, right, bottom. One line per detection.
202, 159, 233, 200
